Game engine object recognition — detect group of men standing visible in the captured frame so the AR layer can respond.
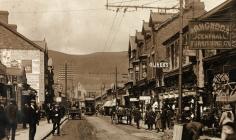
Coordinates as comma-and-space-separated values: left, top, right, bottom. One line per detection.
0, 99, 41, 140
0, 99, 64, 140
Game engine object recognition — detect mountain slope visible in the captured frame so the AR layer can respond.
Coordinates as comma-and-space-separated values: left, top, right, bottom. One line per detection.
48, 50, 129, 96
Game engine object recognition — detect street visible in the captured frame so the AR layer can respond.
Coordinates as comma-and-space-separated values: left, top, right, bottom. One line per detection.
51, 116, 163, 140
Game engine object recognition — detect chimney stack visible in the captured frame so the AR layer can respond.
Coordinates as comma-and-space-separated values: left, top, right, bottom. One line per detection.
185, 0, 205, 10
0, 11, 9, 24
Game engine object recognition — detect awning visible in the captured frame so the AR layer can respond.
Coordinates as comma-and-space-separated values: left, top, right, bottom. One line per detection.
103, 99, 116, 107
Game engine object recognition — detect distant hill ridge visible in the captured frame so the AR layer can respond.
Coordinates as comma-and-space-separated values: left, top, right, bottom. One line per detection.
48, 50, 129, 96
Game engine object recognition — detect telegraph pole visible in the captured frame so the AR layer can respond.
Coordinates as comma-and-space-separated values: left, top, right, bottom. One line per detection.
178, 0, 184, 123
115, 66, 118, 108
65, 63, 68, 98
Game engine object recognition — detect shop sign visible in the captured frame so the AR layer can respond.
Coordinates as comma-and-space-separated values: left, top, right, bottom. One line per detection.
183, 50, 196, 56
149, 62, 169, 68
139, 96, 151, 100
55, 97, 62, 102
21, 60, 32, 73
130, 98, 139, 102
189, 21, 232, 49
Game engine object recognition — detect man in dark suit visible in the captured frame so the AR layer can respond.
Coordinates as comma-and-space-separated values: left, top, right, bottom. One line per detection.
5, 99, 18, 140
28, 100, 39, 140
52, 104, 62, 136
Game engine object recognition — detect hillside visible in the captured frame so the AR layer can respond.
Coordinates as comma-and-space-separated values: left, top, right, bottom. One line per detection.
48, 50, 129, 96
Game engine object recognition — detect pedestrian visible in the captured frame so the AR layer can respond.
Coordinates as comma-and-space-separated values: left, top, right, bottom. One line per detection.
5, 99, 18, 140
166, 108, 173, 129
28, 100, 40, 140
182, 107, 192, 123
126, 108, 132, 125
45, 103, 52, 123
160, 107, 167, 132
155, 109, 161, 132
22, 104, 29, 129
0, 102, 8, 140
146, 108, 156, 130
219, 104, 235, 140
133, 108, 142, 129
52, 104, 62, 136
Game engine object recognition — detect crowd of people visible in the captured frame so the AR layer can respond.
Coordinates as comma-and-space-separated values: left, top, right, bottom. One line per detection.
0, 99, 65, 140
105, 103, 236, 140
108, 105, 175, 132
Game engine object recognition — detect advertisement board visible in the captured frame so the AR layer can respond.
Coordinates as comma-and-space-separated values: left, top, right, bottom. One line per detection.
22, 60, 32, 73
189, 21, 232, 49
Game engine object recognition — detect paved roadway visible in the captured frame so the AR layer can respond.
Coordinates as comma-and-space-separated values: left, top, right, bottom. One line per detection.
50, 116, 163, 140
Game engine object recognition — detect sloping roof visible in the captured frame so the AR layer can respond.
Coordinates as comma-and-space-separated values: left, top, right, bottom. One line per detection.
142, 21, 151, 32
0, 21, 45, 52
135, 31, 144, 41
129, 36, 137, 51
149, 12, 174, 25
199, 0, 235, 20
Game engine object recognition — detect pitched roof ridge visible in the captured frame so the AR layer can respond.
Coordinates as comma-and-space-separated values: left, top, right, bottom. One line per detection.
0, 20, 45, 52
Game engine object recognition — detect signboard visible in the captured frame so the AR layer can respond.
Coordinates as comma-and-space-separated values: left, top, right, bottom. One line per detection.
55, 97, 62, 102
149, 62, 169, 68
22, 60, 32, 73
139, 96, 151, 100
183, 50, 196, 56
232, 22, 236, 48
130, 98, 139, 102
189, 21, 232, 49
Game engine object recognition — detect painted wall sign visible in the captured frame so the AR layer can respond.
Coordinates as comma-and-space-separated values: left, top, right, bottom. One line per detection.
189, 21, 232, 49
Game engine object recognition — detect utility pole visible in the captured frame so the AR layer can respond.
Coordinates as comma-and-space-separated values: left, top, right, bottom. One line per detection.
65, 63, 68, 98
115, 66, 118, 108
178, 0, 184, 123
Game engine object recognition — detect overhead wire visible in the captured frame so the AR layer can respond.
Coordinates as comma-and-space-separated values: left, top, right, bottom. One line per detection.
107, 10, 126, 51
102, 0, 125, 52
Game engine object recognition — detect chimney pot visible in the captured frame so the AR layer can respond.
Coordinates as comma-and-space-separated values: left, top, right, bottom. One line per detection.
0, 11, 9, 24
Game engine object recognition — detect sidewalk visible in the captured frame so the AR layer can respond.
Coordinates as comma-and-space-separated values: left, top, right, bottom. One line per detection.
15, 117, 67, 140
15, 120, 53, 140
99, 115, 222, 140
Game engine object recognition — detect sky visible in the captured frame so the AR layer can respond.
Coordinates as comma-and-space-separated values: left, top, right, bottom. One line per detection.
0, 0, 226, 54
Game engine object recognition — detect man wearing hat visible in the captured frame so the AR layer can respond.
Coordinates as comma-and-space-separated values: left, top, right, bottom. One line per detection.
5, 99, 18, 140
219, 104, 235, 140
28, 100, 40, 140
51, 104, 62, 136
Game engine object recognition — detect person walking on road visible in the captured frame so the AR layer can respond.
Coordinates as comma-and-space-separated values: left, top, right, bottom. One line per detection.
133, 108, 142, 129
28, 100, 40, 140
0, 102, 8, 140
52, 104, 62, 136
126, 108, 132, 125
5, 99, 18, 140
